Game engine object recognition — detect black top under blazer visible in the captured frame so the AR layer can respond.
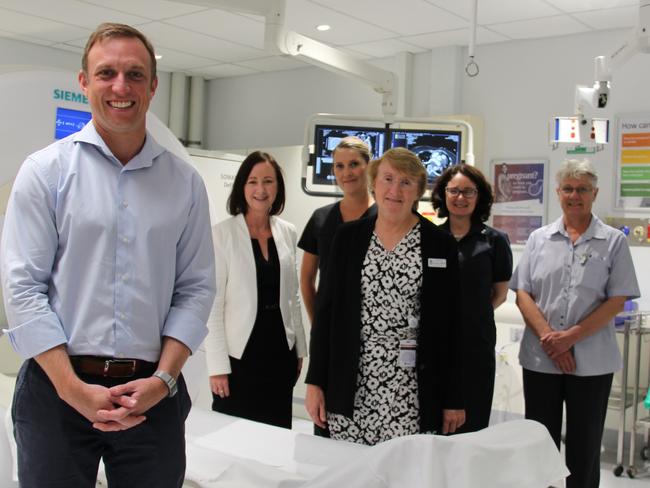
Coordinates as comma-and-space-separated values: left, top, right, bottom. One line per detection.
305, 213, 464, 434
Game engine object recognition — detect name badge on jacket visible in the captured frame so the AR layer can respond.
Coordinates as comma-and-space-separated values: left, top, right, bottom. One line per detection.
427, 258, 447, 268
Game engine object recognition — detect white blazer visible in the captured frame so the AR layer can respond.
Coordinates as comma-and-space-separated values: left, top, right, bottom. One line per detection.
205, 214, 307, 375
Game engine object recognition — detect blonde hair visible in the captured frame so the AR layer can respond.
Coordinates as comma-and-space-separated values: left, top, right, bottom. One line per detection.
332, 136, 371, 163
368, 148, 427, 199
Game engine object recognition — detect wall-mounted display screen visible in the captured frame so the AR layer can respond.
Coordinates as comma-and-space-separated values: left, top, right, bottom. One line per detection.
55, 107, 92, 140
390, 129, 462, 183
312, 124, 387, 185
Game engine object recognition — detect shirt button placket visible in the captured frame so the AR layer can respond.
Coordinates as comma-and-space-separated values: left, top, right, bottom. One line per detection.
114, 171, 132, 355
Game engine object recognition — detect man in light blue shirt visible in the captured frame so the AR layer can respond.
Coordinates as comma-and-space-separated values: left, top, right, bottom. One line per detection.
1, 23, 216, 487
510, 159, 639, 488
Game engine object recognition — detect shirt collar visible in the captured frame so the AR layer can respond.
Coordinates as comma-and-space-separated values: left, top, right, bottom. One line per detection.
73, 122, 166, 170
547, 213, 606, 240
440, 219, 484, 238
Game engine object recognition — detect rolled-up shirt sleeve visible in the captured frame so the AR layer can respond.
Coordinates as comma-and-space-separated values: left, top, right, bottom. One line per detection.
161, 173, 216, 353
1, 159, 68, 359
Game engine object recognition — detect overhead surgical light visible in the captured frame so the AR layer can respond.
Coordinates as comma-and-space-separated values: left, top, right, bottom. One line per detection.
551, 0, 650, 150
550, 116, 609, 147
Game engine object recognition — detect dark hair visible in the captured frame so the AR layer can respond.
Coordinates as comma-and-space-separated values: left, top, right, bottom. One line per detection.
82, 23, 157, 82
227, 151, 286, 216
432, 164, 493, 222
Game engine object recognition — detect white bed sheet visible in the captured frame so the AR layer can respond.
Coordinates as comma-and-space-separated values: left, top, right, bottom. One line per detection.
185, 410, 568, 488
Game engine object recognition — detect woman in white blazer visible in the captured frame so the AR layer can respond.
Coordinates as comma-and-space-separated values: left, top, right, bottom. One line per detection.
205, 151, 307, 428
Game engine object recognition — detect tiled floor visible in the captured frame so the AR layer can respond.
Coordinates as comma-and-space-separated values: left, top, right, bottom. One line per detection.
599, 468, 649, 487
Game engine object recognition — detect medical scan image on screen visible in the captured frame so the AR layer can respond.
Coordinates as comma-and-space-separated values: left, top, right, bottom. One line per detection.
312, 125, 386, 185
390, 130, 462, 184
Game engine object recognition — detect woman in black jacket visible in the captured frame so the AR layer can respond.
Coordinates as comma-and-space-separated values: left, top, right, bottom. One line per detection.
305, 148, 464, 445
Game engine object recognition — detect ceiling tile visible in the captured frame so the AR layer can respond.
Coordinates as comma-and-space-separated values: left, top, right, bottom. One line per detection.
61, 37, 93, 50
543, 0, 637, 13
152, 46, 220, 70
284, 0, 396, 46
425, 0, 562, 24
489, 15, 591, 39
79, 0, 207, 20
237, 55, 308, 72
0, 0, 149, 29
165, 9, 264, 49
572, 6, 637, 29
0, 7, 91, 43
138, 22, 266, 62
404, 27, 509, 49
50, 42, 85, 54
188, 63, 260, 79
311, 0, 466, 36
344, 39, 428, 58
0, 28, 53, 46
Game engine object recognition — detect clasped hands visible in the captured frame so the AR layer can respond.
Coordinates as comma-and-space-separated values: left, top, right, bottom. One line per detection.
64, 376, 169, 432
540, 329, 577, 374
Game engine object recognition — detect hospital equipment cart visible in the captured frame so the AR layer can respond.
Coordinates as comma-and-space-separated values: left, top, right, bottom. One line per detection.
611, 311, 650, 478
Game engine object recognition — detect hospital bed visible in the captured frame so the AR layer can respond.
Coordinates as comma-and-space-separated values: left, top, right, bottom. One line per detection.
1, 346, 567, 488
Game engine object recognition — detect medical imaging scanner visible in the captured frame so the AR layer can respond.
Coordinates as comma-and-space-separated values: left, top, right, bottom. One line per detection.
552, 0, 650, 148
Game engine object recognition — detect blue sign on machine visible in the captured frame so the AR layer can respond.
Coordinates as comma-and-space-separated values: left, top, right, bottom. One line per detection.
55, 107, 92, 140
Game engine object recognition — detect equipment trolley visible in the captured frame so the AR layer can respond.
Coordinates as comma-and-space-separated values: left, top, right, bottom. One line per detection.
611, 311, 650, 478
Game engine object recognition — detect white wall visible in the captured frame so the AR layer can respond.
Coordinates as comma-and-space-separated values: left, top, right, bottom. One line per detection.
0, 37, 171, 126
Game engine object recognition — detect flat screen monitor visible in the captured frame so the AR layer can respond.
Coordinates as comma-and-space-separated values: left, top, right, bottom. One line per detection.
55, 107, 92, 140
312, 124, 386, 185
390, 129, 462, 184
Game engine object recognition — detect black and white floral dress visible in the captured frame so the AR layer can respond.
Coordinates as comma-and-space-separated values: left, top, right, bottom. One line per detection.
328, 223, 423, 445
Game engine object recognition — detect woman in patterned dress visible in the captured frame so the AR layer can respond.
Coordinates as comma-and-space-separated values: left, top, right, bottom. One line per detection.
305, 148, 465, 445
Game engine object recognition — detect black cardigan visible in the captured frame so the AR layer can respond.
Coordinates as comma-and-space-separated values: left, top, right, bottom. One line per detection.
305, 213, 464, 434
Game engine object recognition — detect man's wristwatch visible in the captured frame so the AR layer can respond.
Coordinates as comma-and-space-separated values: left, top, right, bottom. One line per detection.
152, 370, 178, 397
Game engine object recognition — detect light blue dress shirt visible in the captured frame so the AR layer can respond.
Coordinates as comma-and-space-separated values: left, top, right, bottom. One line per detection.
510, 215, 640, 376
1, 123, 216, 362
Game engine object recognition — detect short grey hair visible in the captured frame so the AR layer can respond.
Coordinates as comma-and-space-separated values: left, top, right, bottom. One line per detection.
555, 159, 598, 187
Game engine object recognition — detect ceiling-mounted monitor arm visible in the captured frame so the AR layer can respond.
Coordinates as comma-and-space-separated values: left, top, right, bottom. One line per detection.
263, 0, 397, 116
170, 0, 398, 117
274, 30, 397, 116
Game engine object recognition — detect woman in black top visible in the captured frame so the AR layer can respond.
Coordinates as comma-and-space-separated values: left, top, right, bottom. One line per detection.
432, 164, 513, 432
299, 136, 376, 322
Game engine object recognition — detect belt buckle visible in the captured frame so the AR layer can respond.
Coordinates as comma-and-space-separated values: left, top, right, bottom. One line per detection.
103, 359, 137, 378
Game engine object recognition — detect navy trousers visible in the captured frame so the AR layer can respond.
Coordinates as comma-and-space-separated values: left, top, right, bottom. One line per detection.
12, 359, 191, 488
523, 368, 613, 488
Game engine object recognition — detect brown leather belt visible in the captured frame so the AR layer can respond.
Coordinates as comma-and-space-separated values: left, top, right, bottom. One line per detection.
70, 356, 155, 378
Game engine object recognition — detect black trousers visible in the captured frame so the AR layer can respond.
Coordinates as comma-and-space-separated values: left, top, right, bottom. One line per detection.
12, 359, 191, 488
523, 368, 613, 488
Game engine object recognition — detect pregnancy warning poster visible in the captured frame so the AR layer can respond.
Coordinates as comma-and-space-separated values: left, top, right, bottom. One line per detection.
491, 159, 547, 245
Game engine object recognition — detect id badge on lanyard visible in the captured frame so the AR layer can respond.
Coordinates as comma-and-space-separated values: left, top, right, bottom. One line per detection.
399, 315, 418, 368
